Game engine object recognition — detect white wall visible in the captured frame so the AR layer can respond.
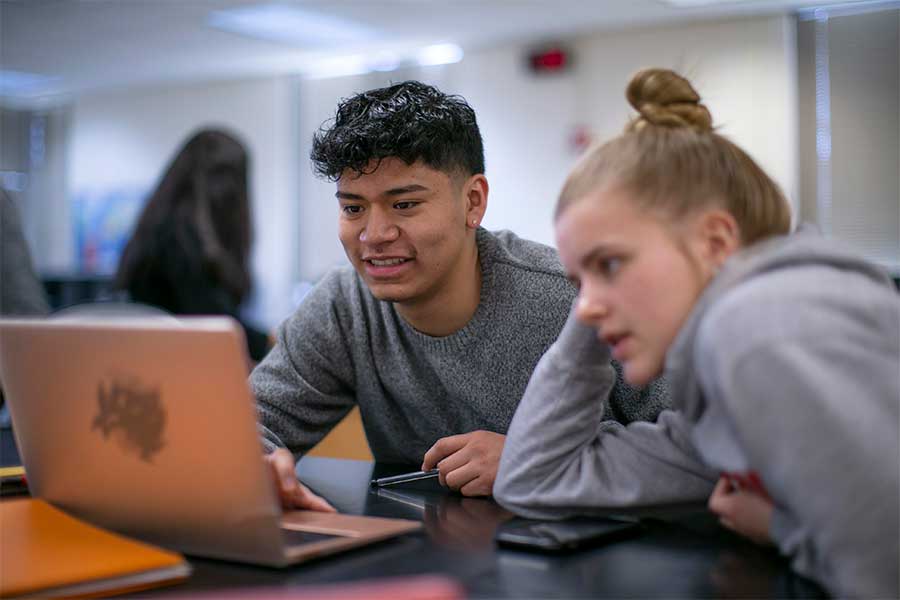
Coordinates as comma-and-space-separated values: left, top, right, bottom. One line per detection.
294, 14, 798, 281
450, 46, 580, 253
68, 76, 301, 327
20, 107, 70, 275
574, 15, 799, 215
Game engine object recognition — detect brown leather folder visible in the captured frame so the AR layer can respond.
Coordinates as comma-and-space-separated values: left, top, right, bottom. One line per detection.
0, 498, 190, 598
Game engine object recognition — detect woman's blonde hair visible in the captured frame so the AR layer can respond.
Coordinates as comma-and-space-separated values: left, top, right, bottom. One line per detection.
557, 68, 791, 244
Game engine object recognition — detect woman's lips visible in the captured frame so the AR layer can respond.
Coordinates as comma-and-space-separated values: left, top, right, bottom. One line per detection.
604, 332, 632, 361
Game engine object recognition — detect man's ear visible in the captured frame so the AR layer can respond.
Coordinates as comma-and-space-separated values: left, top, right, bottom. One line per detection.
463, 174, 488, 229
693, 209, 741, 273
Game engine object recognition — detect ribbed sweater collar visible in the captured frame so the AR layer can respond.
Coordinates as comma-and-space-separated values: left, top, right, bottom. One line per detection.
395, 227, 497, 352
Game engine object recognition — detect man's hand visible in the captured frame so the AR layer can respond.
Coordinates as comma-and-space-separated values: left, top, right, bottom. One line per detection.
421, 431, 505, 497
707, 476, 774, 546
264, 448, 336, 512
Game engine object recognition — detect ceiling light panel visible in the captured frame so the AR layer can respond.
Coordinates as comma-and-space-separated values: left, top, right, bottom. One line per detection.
207, 3, 380, 47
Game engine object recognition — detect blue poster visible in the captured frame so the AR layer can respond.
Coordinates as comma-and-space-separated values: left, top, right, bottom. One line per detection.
73, 187, 148, 275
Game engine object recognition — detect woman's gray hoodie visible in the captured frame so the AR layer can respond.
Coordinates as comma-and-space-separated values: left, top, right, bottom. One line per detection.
495, 229, 899, 598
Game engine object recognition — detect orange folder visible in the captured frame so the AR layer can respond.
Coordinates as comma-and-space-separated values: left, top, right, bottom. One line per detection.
0, 498, 190, 598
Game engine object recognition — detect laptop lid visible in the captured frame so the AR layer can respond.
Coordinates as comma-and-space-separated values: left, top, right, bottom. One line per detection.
0, 317, 419, 567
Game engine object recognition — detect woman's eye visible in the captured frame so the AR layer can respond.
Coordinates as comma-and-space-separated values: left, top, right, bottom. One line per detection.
599, 257, 622, 278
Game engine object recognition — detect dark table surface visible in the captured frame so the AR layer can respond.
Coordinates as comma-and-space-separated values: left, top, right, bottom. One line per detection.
0, 427, 824, 598
117, 456, 822, 599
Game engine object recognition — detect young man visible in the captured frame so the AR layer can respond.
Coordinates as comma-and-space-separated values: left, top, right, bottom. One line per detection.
252, 81, 668, 510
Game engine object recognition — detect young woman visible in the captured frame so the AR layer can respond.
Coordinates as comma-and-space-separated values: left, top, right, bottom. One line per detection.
115, 129, 270, 362
494, 68, 899, 597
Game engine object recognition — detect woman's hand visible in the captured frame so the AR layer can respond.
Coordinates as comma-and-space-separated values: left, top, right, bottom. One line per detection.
708, 476, 774, 546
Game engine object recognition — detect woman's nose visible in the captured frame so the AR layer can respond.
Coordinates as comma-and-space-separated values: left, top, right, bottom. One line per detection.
575, 289, 609, 325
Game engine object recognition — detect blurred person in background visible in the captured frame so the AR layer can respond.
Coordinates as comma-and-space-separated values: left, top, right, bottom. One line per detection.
1, 188, 49, 316
114, 129, 270, 362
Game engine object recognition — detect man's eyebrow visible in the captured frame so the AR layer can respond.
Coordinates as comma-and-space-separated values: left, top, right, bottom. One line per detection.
384, 184, 429, 196
335, 184, 430, 200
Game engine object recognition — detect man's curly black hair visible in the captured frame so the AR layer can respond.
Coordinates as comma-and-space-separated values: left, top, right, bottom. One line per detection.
310, 80, 485, 181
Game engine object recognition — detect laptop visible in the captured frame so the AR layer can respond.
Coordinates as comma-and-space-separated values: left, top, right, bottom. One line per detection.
0, 316, 420, 567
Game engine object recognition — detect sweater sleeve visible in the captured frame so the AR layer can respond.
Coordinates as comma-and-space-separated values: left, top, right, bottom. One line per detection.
608, 360, 671, 424
494, 306, 718, 519
250, 273, 357, 458
698, 312, 900, 598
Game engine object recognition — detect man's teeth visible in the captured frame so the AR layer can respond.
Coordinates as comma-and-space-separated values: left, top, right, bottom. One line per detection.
370, 258, 407, 266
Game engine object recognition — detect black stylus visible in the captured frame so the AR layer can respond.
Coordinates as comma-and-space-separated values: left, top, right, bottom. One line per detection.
370, 469, 440, 487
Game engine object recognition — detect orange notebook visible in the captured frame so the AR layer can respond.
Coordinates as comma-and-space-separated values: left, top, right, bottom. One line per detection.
0, 498, 190, 598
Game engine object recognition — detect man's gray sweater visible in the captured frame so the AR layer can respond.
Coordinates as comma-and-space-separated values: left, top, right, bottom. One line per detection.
252, 228, 669, 464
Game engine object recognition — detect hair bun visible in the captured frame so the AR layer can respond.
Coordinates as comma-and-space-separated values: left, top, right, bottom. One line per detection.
626, 68, 712, 132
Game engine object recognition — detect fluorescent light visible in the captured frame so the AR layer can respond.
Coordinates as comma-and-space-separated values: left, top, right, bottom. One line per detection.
0, 70, 60, 96
370, 51, 401, 72
798, 0, 900, 18
302, 43, 465, 80
416, 44, 464, 67
659, 0, 753, 6
303, 55, 370, 80
661, 0, 886, 6
207, 3, 379, 46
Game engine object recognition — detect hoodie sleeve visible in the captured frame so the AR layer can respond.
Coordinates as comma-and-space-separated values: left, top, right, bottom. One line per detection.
695, 271, 900, 598
494, 305, 718, 519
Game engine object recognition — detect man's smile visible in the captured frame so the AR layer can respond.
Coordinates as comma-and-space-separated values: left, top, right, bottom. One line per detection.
362, 256, 415, 278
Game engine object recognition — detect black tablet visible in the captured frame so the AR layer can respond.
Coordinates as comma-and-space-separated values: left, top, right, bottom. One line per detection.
495, 516, 642, 552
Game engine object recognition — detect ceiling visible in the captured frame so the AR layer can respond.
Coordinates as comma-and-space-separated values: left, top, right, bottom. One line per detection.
0, 0, 887, 104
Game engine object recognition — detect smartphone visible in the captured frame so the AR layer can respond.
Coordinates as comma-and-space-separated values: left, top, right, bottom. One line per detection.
495, 516, 642, 552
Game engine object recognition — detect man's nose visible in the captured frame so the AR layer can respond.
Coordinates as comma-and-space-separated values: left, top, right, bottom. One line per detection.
359, 210, 400, 244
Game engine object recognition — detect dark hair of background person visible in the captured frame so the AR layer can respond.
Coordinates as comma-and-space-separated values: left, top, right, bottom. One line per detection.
310, 80, 485, 181
114, 128, 269, 361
